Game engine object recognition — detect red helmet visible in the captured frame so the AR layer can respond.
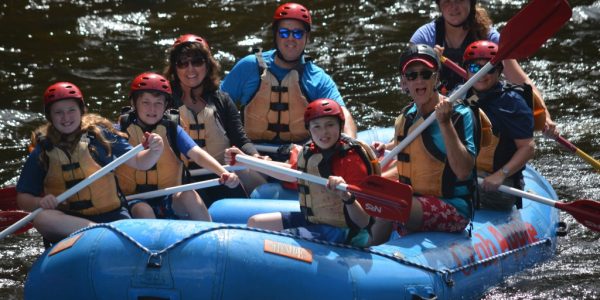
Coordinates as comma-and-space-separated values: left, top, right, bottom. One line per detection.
43, 82, 85, 116
463, 40, 498, 63
173, 34, 210, 52
273, 3, 312, 31
304, 98, 345, 127
129, 72, 172, 98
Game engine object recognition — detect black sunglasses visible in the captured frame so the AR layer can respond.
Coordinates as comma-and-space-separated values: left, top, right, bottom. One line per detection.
278, 28, 305, 40
176, 57, 206, 69
467, 63, 498, 75
404, 70, 435, 81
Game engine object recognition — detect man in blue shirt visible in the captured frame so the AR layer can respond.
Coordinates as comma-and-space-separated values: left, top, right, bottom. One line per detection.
221, 2, 357, 144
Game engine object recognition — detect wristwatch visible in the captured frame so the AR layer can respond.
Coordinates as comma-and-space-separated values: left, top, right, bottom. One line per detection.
500, 166, 510, 177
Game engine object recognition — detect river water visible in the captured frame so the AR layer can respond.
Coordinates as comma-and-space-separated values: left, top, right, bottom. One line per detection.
0, 0, 598, 299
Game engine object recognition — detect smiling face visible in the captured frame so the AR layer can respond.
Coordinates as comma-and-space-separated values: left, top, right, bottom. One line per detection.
468, 59, 501, 92
49, 99, 82, 135
275, 19, 309, 64
175, 54, 207, 90
439, 0, 471, 26
133, 92, 167, 127
308, 116, 341, 150
402, 62, 439, 110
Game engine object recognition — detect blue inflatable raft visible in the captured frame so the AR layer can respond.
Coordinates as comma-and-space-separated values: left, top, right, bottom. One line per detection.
24, 128, 562, 299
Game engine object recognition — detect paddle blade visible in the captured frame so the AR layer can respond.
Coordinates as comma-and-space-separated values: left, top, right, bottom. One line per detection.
0, 186, 19, 211
555, 199, 600, 232
0, 211, 32, 235
492, 0, 572, 64
349, 176, 412, 222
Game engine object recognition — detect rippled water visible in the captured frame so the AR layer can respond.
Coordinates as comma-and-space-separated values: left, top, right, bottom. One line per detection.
1, 0, 599, 298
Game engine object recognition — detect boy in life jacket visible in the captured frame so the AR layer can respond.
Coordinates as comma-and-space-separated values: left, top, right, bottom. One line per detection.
221, 2, 357, 145
16, 82, 164, 243
370, 44, 477, 244
116, 72, 240, 220
226, 99, 379, 247
463, 41, 535, 210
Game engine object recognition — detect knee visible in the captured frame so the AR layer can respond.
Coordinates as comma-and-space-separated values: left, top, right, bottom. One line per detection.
131, 203, 154, 218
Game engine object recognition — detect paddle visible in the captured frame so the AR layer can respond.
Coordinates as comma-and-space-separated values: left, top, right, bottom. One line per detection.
124, 178, 222, 201
0, 186, 19, 211
441, 54, 600, 172
553, 135, 600, 171
0, 143, 145, 240
255, 144, 293, 156
234, 154, 412, 222
380, 0, 572, 167
0, 211, 32, 235
477, 178, 600, 232
188, 165, 246, 177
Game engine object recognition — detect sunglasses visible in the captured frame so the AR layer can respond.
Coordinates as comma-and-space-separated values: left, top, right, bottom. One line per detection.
176, 57, 206, 69
466, 63, 498, 75
278, 28, 306, 40
404, 70, 435, 81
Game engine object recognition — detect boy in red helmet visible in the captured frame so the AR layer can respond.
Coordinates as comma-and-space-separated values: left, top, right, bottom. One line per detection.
16, 82, 164, 243
463, 40, 535, 210
116, 72, 240, 220
226, 99, 379, 247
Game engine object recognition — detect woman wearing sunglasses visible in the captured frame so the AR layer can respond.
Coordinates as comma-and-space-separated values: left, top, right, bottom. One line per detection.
465, 41, 535, 210
370, 44, 477, 244
221, 2, 357, 147
162, 34, 267, 206
409, 0, 558, 137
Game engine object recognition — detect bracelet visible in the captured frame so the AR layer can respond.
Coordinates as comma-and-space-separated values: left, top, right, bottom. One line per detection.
343, 194, 356, 205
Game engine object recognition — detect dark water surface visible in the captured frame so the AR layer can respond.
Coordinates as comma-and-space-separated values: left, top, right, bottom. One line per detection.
1, 0, 599, 299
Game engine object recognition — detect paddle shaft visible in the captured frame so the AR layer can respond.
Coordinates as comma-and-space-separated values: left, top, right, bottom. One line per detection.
125, 178, 221, 201
188, 165, 246, 177
478, 177, 556, 207
554, 135, 600, 171
380, 63, 494, 167
236, 155, 351, 193
0, 144, 145, 240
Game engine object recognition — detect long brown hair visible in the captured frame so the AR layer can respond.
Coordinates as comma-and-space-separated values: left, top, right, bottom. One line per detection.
163, 41, 221, 93
469, 5, 493, 40
34, 113, 128, 168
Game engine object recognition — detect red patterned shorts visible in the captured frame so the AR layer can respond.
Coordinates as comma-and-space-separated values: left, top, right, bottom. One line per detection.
395, 195, 469, 235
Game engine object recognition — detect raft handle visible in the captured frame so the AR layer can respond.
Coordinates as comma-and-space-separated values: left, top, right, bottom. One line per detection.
147, 253, 162, 268
556, 221, 569, 237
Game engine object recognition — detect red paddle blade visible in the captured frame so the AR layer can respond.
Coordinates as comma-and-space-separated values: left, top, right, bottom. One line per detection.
0, 186, 19, 211
492, 0, 572, 64
0, 211, 32, 235
555, 199, 600, 232
348, 176, 412, 222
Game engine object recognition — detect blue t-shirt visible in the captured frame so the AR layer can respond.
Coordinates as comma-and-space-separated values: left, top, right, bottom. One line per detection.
16, 128, 133, 197
477, 83, 534, 140
405, 102, 476, 217
174, 125, 199, 159
220, 49, 345, 107
410, 20, 500, 46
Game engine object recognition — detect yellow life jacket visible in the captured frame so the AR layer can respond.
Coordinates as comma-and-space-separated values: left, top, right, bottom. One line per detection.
43, 134, 122, 215
178, 104, 230, 166
243, 50, 309, 143
395, 104, 481, 199
115, 114, 182, 195
297, 136, 380, 228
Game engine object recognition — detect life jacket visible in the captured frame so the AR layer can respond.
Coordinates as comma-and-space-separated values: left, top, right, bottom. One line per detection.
435, 17, 478, 95
242, 49, 310, 143
178, 104, 230, 167
296, 135, 380, 228
41, 134, 122, 215
508, 83, 546, 131
394, 103, 482, 199
115, 110, 182, 195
